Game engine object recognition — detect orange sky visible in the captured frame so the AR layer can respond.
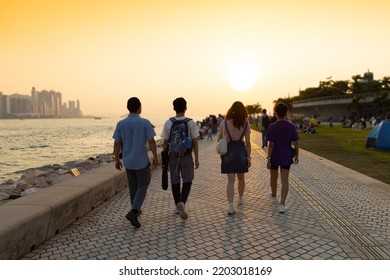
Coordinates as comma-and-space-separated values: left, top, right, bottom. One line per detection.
1, 0, 390, 120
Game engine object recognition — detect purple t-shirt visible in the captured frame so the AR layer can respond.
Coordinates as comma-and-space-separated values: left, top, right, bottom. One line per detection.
267, 120, 299, 166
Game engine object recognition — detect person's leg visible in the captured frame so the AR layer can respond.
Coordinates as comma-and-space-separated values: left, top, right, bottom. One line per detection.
126, 169, 137, 206
226, 173, 236, 214
171, 184, 181, 205
131, 165, 151, 211
181, 182, 192, 204
125, 166, 150, 228
227, 173, 235, 203
176, 154, 194, 220
270, 167, 278, 197
280, 168, 290, 205
179, 154, 194, 204
261, 131, 266, 147
169, 155, 181, 205
237, 173, 245, 205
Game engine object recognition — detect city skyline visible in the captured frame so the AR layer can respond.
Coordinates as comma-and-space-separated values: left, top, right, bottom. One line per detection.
1, 0, 390, 120
0, 87, 82, 118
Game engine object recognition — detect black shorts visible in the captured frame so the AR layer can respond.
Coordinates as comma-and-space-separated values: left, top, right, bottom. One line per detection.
270, 165, 291, 170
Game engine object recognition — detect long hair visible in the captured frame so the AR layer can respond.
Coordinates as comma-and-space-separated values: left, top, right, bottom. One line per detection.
225, 101, 248, 129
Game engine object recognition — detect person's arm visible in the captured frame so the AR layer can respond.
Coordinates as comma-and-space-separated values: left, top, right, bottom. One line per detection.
113, 140, 123, 170
148, 138, 159, 167
217, 129, 222, 142
192, 138, 199, 169
267, 142, 274, 169
217, 120, 224, 142
245, 126, 251, 168
293, 140, 299, 164
162, 139, 169, 151
161, 120, 170, 152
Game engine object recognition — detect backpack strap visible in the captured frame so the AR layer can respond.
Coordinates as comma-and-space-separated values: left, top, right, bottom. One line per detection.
168, 117, 175, 142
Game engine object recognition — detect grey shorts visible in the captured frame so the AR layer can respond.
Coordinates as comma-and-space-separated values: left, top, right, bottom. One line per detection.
169, 153, 194, 185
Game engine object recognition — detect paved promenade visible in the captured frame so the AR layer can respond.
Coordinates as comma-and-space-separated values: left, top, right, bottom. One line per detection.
21, 130, 390, 260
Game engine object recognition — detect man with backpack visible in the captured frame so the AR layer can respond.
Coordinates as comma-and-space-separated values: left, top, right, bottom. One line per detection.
161, 97, 200, 220
261, 109, 270, 148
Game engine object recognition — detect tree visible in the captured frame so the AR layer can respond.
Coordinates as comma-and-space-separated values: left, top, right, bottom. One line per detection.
380, 76, 390, 90
372, 90, 390, 115
350, 75, 365, 94
331, 80, 350, 95
347, 94, 365, 120
273, 98, 293, 111
245, 103, 262, 117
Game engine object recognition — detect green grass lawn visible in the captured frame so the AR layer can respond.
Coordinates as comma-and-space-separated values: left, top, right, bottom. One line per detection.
251, 123, 390, 185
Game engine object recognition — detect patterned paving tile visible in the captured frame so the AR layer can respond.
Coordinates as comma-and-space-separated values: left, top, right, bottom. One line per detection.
20, 130, 390, 260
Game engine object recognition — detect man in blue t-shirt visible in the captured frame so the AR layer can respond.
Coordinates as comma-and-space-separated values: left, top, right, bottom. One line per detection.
113, 97, 158, 228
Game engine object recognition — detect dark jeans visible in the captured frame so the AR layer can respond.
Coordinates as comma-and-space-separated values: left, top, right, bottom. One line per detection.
261, 128, 268, 147
126, 164, 151, 211
172, 182, 192, 205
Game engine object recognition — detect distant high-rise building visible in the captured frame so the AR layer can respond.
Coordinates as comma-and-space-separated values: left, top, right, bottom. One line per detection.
1, 94, 10, 116
68, 100, 76, 117
0, 87, 81, 118
31, 87, 38, 114
364, 70, 374, 82
55, 92, 62, 117
0, 92, 3, 116
10, 94, 32, 114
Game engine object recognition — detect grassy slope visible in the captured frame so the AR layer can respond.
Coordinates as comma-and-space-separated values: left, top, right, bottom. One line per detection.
251, 123, 390, 185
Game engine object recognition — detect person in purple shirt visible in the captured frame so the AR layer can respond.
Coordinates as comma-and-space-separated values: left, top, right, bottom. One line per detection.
113, 97, 158, 228
266, 102, 299, 213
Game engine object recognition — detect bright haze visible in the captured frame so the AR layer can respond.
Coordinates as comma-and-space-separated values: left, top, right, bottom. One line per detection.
1, 0, 389, 120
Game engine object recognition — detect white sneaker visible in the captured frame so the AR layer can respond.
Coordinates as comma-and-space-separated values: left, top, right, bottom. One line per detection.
227, 203, 236, 214
269, 192, 278, 202
278, 204, 286, 213
238, 196, 243, 206
176, 202, 188, 220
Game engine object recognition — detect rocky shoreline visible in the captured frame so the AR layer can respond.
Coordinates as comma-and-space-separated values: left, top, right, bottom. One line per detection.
0, 154, 115, 205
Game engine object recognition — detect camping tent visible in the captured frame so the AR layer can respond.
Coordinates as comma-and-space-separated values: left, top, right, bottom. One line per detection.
366, 121, 390, 151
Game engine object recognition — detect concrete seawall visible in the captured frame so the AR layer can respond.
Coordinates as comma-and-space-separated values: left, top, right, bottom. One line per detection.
0, 164, 127, 259
0, 130, 205, 260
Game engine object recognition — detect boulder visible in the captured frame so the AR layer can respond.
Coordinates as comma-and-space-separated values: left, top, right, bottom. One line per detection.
1, 153, 115, 201
33, 176, 50, 188
15, 180, 32, 192
21, 169, 45, 185
56, 168, 69, 175
21, 187, 40, 196
0, 192, 9, 201
4, 179, 16, 185
0, 184, 16, 194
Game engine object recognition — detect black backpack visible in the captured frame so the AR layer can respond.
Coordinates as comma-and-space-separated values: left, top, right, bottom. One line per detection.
262, 115, 270, 129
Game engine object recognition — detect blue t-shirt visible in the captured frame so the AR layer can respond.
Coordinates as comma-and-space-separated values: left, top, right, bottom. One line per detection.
267, 120, 299, 166
112, 114, 156, 170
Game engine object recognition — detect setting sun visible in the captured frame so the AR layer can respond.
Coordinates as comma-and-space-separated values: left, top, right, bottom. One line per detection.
228, 60, 258, 92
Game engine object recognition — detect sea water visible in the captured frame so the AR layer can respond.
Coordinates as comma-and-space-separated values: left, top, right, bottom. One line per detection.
0, 117, 165, 182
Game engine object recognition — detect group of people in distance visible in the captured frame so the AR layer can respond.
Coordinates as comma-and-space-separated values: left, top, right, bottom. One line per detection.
112, 97, 299, 228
